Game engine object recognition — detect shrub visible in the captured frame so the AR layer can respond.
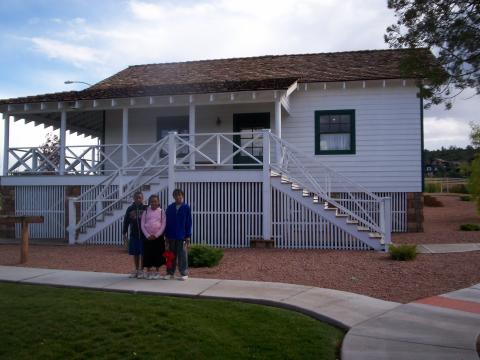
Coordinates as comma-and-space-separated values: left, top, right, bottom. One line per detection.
188, 245, 224, 267
389, 244, 417, 261
460, 224, 480, 231
424, 182, 441, 193
448, 184, 469, 194
423, 195, 443, 207
459, 195, 471, 201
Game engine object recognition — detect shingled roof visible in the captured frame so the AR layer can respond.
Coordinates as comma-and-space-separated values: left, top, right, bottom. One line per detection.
0, 48, 431, 105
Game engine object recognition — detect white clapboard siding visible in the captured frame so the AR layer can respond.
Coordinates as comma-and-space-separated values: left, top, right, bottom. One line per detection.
271, 187, 370, 250
283, 86, 422, 193
15, 186, 66, 239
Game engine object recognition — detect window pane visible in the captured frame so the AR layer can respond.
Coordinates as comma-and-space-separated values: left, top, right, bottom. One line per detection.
240, 129, 253, 138
252, 147, 263, 156
319, 115, 330, 124
320, 134, 350, 151
240, 138, 252, 147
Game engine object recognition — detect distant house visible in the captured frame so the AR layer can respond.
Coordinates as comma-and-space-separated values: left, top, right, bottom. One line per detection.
0, 49, 429, 250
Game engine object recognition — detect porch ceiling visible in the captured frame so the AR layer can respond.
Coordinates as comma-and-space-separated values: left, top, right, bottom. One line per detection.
15, 110, 103, 138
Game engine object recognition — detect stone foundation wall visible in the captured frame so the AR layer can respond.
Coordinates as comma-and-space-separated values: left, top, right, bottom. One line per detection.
0, 186, 15, 238
407, 192, 424, 232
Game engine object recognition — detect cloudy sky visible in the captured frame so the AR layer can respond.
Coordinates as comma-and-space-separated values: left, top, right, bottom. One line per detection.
0, 0, 478, 155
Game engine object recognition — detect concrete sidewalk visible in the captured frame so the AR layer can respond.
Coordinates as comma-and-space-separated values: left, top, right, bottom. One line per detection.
416, 243, 480, 254
0, 265, 479, 359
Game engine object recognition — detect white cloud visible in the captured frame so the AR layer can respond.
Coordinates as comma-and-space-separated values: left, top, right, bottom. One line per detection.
30, 37, 105, 68
24, 0, 395, 72
424, 117, 472, 150
3, 0, 479, 151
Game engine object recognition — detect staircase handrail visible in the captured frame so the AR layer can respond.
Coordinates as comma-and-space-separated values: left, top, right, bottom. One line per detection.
268, 133, 384, 234
72, 137, 169, 232
74, 137, 168, 203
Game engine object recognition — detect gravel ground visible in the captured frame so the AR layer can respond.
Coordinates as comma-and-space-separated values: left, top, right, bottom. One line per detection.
393, 194, 480, 245
0, 245, 479, 304
0, 193, 479, 304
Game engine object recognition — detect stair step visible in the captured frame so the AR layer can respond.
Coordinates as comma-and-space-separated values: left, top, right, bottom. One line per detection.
357, 226, 370, 232
335, 213, 348, 218
302, 190, 311, 197
346, 219, 359, 224
369, 232, 382, 239
324, 206, 337, 211
270, 171, 281, 177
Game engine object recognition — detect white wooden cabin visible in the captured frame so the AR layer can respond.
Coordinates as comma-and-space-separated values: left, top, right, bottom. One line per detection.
0, 49, 427, 250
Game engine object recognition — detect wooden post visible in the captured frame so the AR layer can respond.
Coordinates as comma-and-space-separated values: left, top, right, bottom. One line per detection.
274, 99, 282, 162
0, 216, 43, 262
68, 198, 76, 244
262, 129, 272, 241
168, 131, 177, 199
59, 110, 67, 175
122, 107, 129, 171
20, 219, 29, 264
3, 113, 10, 176
189, 103, 196, 170
380, 197, 392, 250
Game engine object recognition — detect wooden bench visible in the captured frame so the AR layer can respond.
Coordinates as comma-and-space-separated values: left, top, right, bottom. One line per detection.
250, 238, 275, 248
0, 216, 44, 263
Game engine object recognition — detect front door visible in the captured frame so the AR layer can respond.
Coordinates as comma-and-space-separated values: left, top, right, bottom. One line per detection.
233, 113, 270, 168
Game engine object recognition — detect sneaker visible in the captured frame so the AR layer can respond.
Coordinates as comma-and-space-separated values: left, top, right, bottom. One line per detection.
152, 272, 160, 280
163, 274, 173, 280
136, 270, 145, 279
177, 275, 189, 281
128, 270, 137, 278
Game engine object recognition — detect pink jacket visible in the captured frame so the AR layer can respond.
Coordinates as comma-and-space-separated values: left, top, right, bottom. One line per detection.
141, 206, 166, 239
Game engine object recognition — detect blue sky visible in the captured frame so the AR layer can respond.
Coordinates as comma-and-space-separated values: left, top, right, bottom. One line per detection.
0, 0, 478, 152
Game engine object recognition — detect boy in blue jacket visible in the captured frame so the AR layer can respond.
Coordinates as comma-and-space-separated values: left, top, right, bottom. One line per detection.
164, 188, 192, 280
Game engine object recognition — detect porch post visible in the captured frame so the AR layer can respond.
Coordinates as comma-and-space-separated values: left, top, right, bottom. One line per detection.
274, 99, 282, 162
189, 103, 196, 170
2, 113, 10, 176
168, 131, 177, 199
59, 110, 67, 175
122, 107, 129, 169
262, 129, 272, 241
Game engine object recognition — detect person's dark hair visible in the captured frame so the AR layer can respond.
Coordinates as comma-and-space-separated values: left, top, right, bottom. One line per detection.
148, 194, 160, 205
173, 188, 184, 197
133, 191, 143, 198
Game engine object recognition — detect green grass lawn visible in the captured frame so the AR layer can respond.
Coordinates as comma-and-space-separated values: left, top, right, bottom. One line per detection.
0, 283, 343, 360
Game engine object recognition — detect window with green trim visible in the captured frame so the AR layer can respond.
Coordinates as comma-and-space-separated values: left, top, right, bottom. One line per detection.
315, 110, 355, 154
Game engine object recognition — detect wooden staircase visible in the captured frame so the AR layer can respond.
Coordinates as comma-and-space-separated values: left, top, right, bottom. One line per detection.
270, 171, 387, 250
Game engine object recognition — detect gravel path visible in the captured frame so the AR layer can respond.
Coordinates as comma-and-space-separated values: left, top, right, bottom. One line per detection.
1, 193, 479, 304
393, 193, 480, 245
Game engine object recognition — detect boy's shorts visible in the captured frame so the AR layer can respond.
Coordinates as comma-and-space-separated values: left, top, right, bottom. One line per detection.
128, 235, 144, 256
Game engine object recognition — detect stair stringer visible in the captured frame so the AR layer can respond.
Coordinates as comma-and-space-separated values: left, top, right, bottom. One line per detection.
271, 178, 384, 250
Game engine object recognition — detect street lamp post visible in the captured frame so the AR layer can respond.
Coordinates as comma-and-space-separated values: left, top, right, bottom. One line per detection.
64, 80, 92, 87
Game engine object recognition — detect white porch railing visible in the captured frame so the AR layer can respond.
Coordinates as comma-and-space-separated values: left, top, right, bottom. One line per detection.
68, 131, 269, 242
7, 143, 158, 175
66, 131, 391, 247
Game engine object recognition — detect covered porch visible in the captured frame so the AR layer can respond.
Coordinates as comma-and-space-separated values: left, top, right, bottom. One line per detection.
1, 83, 296, 177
